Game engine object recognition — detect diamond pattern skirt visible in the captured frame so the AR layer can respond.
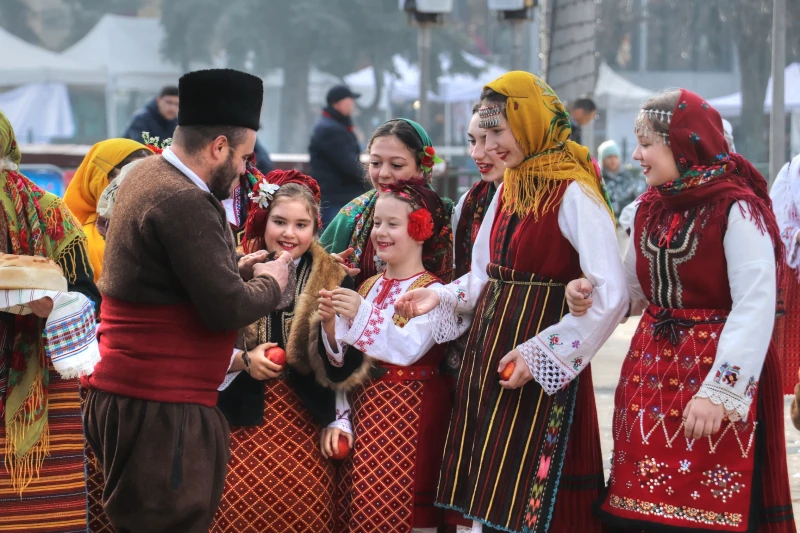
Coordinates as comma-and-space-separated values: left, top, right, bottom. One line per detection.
211, 378, 336, 533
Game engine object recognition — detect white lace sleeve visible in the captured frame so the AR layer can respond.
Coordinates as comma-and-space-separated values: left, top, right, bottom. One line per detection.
327, 389, 353, 434
518, 337, 575, 396
428, 286, 471, 344
695, 202, 776, 421
624, 204, 649, 317
218, 349, 242, 391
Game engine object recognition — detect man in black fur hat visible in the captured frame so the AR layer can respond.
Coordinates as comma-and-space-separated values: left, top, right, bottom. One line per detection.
82, 69, 293, 533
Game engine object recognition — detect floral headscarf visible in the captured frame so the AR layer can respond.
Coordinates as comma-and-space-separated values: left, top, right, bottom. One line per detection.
0, 110, 88, 491
481, 71, 612, 221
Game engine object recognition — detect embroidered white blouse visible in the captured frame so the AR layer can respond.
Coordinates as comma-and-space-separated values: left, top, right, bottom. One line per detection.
323, 272, 444, 435
429, 181, 629, 396
770, 157, 800, 271
625, 201, 776, 419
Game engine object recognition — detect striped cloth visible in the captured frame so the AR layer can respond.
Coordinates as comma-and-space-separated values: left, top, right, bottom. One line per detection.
0, 289, 98, 379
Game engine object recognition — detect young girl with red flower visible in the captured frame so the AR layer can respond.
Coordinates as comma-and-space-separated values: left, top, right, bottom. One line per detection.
315, 179, 454, 533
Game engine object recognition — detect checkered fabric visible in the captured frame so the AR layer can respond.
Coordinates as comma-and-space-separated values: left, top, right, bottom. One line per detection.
334, 380, 424, 533
211, 379, 336, 533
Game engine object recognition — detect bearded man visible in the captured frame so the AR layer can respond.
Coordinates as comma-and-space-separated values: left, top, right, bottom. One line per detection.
81, 69, 292, 533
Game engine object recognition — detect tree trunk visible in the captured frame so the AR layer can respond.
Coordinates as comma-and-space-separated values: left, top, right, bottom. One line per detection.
727, 0, 772, 164
279, 35, 313, 153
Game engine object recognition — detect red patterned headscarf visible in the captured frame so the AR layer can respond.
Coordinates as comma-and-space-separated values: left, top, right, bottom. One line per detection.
638, 89, 784, 270
242, 169, 322, 253
379, 178, 453, 282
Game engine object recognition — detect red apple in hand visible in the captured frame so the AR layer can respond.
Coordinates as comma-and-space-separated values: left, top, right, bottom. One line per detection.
330, 434, 351, 460
265, 347, 286, 366
499, 361, 515, 381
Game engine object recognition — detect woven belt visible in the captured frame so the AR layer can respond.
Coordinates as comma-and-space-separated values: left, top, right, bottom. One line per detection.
489, 278, 565, 287
378, 364, 440, 382
647, 308, 727, 346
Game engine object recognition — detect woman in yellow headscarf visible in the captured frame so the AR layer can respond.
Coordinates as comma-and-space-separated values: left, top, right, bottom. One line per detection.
395, 71, 629, 533
64, 139, 153, 281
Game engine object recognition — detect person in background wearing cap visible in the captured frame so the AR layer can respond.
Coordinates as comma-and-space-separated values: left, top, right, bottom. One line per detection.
81, 68, 294, 533
597, 139, 643, 219
309, 84, 365, 226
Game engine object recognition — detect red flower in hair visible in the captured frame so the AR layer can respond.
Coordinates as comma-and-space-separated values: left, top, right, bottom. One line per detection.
407, 208, 434, 241
424, 146, 435, 156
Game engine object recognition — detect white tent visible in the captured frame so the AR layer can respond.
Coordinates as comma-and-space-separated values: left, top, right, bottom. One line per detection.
593, 62, 655, 160
0, 83, 75, 143
708, 63, 800, 157
0, 28, 103, 86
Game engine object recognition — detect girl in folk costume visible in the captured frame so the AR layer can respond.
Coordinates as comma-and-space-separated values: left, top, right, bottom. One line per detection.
317, 179, 455, 533
443, 105, 505, 387
320, 118, 453, 286
770, 155, 800, 394
63, 138, 153, 282
568, 90, 795, 532
0, 111, 101, 532
211, 169, 354, 533
394, 71, 629, 533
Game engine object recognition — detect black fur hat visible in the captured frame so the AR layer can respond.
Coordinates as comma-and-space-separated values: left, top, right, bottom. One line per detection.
178, 69, 263, 130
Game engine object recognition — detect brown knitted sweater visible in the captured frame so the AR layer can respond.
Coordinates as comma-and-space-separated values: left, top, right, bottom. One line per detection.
99, 155, 280, 330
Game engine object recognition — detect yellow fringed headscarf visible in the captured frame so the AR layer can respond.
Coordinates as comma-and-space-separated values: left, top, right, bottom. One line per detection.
484, 71, 613, 221
63, 139, 152, 281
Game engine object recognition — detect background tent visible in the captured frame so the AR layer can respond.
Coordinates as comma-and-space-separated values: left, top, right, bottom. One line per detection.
593, 62, 655, 159
708, 63, 800, 157
0, 83, 75, 143
0, 27, 103, 87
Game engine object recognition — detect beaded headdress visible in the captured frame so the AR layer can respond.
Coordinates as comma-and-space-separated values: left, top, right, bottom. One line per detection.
478, 104, 506, 128
634, 108, 672, 144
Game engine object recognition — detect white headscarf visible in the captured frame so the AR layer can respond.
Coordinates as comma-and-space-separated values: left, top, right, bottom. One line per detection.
96, 158, 142, 220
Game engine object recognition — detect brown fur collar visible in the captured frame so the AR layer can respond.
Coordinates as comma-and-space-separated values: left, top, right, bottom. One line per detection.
238, 241, 370, 388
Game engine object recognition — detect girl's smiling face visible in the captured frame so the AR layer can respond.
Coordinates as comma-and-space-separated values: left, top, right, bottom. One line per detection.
370, 195, 423, 265
368, 135, 423, 192
468, 113, 505, 183
263, 198, 316, 260
632, 123, 680, 187
483, 111, 525, 169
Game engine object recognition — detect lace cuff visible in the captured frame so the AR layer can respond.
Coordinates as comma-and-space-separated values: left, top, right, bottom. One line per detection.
518, 337, 577, 396
429, 287, 464, 344
694, 383, 752, 422
327, 408, 353, 434
218, 371, 242, 391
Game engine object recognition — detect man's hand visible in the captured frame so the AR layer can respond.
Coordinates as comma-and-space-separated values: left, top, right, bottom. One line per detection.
498, 349, 533, 390
565, 278, 594, 317
331, 288, 362, 321
320, 427, 354, 459
330, 248, 361, 277
246, 342, 284, 381
253, 251, 294, 291
238, 250, 269, 281
394, 288, 440, 319
683, 397, 725, 440
28, 297, 54, 318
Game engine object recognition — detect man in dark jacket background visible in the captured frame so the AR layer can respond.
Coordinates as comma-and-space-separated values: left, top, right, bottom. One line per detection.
309, 84, 365, 226
123, 86, 179, 142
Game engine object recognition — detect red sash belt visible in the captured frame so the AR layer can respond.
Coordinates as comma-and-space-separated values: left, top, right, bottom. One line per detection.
378, 364, 439, 382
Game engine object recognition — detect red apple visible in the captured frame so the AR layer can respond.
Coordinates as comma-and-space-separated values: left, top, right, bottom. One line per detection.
499, 361, 515, 381
330, 434, 351, 460
265, 347, 286, 366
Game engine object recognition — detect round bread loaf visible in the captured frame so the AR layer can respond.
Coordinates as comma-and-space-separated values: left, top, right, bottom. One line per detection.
0, 254, 68, 292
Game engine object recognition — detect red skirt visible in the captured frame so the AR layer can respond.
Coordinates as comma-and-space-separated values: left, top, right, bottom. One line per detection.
211, 378, 336, 533
334, 364, 452, 533
776, 272, 800, 394
0, 371, 88, 532
598, 305, 795, 532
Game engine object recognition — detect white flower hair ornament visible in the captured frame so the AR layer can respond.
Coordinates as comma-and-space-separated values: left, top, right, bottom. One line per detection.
248, 178, 281, 209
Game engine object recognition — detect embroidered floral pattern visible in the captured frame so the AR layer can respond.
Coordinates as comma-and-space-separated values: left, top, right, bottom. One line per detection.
713, 362, 741, 387
609, 495, 743, 527
701, 465, 744, 503
548, 334, 562, 350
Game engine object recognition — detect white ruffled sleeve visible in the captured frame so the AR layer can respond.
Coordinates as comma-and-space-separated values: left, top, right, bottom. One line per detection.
623, 203, 650, 317
694, 202, 776, 420
770, 161, 800, 270
517, 182, 629, 395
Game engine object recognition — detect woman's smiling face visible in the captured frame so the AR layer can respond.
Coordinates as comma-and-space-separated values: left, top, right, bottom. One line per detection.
368, 135, 423, 192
